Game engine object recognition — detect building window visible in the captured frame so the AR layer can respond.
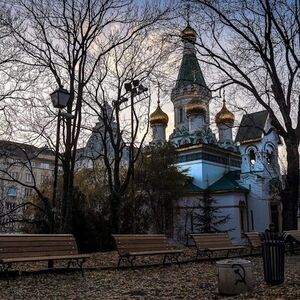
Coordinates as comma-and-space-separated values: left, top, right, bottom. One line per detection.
179, 108, 184, 123
25, 188, 33, 197
239, 202, 246, 233
26, 173, 32, 182
6, 202, 16, 211
7, 186, 17, 197
265, 144, 275, 164
41, 175, 48, 183
10, 172, 19, 180
249, 149, 256, 165
40, 163, 50, 169
190, 213, 194, 233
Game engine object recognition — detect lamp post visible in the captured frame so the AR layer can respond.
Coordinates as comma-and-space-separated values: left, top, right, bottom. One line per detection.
50, 86, 70, 233
123, 80, 148, 233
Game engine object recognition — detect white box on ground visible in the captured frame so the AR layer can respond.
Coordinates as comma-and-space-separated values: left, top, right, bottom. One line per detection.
216, 258, 253, 295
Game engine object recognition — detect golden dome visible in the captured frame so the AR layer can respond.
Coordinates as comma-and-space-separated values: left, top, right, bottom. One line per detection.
185, 89, 206, 116
150, 105, 169, 126
181, 25, 196, 41
215, 100, 234, 126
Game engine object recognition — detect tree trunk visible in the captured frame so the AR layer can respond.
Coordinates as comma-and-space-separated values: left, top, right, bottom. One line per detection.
282, 138, 299, 230
110, 192, 121, 234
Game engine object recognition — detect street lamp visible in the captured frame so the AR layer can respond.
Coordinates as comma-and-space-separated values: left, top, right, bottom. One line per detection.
50, 86, 71, 109
50, 86, 70, 233
123, 79, 149, 233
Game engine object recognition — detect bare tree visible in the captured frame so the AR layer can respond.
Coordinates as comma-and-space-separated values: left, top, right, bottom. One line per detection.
187, 0, 300, 230
6, 0, 170, 232
80, 27, 173, 233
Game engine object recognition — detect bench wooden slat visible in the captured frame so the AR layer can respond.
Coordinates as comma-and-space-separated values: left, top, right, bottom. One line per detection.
112, 234, 181, 267
284, 230, 300, 240
0, 241, 76, 248
0, 244, 77, 255
191, 233, 245, 260
0, 234, 90, 280
128, 249, 182, 256
243, 232, 262, 250
0, 236, 74, 242
1, 253, 90, 264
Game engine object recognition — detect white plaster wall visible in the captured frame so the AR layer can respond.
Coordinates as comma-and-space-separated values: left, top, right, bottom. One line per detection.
214, 193, 247, 245
178, 159, 239, 189
239, 174, 271, 233
174, 193, 247, 245
218, 124, 233, 142
152, 124, 166, 143
189, 114, 205, 132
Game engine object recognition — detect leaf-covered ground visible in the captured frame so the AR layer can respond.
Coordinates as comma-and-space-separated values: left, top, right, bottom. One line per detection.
0, 251, 299, 299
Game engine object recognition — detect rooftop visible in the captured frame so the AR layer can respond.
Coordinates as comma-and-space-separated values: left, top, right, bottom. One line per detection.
235, 110, 269, 144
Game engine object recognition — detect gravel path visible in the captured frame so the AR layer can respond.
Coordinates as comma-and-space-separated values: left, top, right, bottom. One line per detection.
0, 252, 299, 299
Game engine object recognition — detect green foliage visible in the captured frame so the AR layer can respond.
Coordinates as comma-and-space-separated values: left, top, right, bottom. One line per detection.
135, 142, 187, 235
72, 186, 113, 252
193, 190, 231, 233
72, 168, 114, 252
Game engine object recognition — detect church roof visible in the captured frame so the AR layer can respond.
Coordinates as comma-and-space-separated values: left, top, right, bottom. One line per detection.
184, 181, 204, 193
235, 110, 269, 144
174, 51, 207, 90
208, 171, 248, 193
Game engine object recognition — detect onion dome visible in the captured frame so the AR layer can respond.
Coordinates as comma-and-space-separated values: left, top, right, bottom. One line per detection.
185, 89, 206, 116
215, 97, 234, 126
181, 25, 196, 42
150, 104, 169, 126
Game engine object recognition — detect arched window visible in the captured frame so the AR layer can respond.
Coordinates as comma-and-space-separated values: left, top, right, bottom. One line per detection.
265, 143, 275, 164
179, 108, 184, 123
249, 149, 256, 165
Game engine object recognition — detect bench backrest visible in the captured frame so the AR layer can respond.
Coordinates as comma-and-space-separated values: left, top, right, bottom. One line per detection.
190, 233, 233, 249
113, 234, 171, 255
284, 230, 300, 241
244, 232, 262, 248
0, 234, 79, 259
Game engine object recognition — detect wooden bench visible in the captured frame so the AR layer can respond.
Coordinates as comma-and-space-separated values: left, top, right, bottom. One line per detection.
190, 233, 245, 260
283, 230, 300, 254
243, 232, 262, 254
112, 234, 182, 268
0, 234, 90, 281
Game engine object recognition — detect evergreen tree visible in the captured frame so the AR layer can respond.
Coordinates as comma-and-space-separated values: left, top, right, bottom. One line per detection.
194, 190, 231, 233
134, 142, 187, 236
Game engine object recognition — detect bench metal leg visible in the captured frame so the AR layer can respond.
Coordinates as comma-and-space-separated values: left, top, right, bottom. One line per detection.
117, 255, 136, 269
128, 256, 136, 267
163, 253, 181, 267
1, 263, 12, 283
48, 260, 54, 269
76, 258, 86, 277
66, 259, 86, 277
117, 256, 122, 269
175, 253, 181, 267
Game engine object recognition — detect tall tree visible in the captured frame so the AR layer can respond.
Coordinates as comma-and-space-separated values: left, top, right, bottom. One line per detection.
7, 0, 170, 232
189, 0, 300, 229
82, 29, 173, 233
135, 142, 187, 236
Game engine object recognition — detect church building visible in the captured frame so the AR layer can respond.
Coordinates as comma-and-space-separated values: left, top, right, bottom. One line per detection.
149, 24, 282, 244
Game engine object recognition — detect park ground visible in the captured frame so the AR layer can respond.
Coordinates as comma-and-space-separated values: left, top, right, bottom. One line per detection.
0, 251, 299, 299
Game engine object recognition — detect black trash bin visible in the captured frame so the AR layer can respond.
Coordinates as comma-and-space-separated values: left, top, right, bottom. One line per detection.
261, 232, 285, 286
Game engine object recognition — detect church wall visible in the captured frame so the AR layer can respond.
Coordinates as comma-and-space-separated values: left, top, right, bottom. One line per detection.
177, 160, 239, 189
173, 192, 247, 245
237, 116, 282, 233
213, 193, 247, 245
239, 174, 272, 233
